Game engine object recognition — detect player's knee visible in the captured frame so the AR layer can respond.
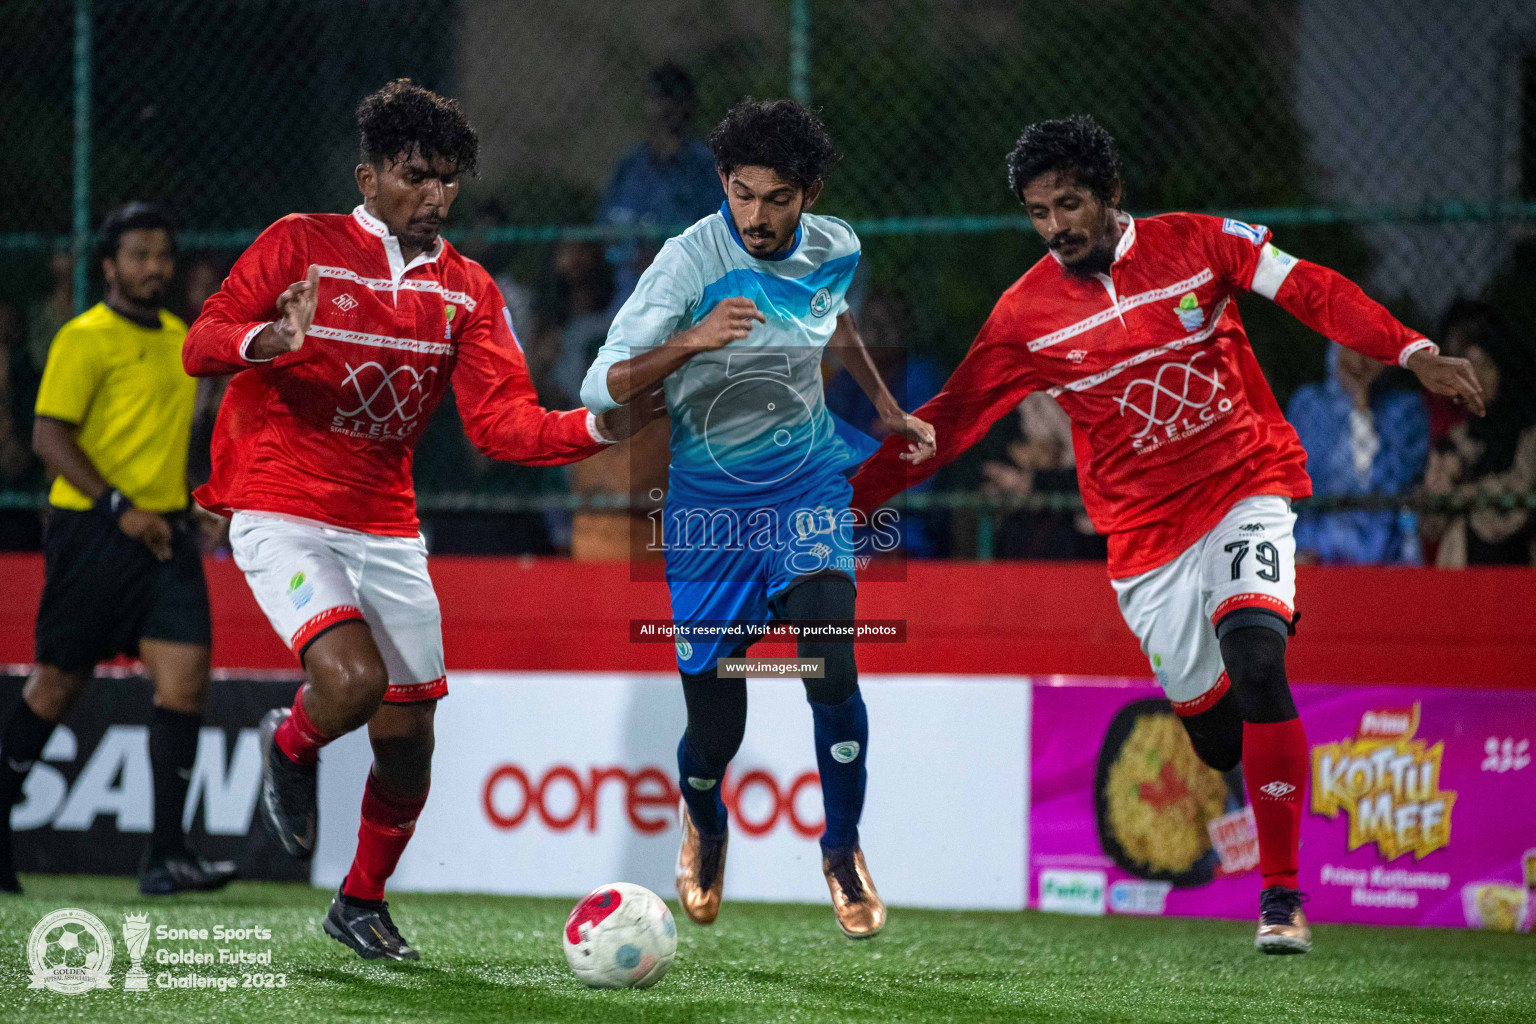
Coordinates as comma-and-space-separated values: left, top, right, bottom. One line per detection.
313, 654, 390, 721
684, 723, 743, 773
1176, 690, 1243, 772
802, 649, 857, 705
22, 667, 90, 722
1218, 623, 1295, 724
778, 573, 858, 704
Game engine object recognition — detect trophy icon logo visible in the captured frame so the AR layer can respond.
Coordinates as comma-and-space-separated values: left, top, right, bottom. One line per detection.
121, 913, 151, 991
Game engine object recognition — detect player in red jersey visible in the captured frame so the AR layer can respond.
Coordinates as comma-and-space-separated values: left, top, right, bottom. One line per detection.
851, 117, 1484, 954
184, 80, 660, 960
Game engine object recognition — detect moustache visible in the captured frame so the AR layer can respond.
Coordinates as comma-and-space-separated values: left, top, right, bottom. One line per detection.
1050, 233, 1087, 250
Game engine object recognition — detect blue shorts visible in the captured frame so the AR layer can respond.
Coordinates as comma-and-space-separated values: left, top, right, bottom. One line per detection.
664, 473, 857, 675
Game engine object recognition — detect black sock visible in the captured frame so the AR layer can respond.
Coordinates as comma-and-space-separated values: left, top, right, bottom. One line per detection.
149, 707, 202, 858
339, 888, 385, 910
0, 699, 58, 810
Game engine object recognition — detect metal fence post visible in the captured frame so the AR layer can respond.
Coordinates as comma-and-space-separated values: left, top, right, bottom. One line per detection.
72, 0, 92, 314
790, 0, 809, 104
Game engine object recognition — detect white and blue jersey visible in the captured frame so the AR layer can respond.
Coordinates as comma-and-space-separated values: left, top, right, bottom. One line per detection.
581, 203, 873, 674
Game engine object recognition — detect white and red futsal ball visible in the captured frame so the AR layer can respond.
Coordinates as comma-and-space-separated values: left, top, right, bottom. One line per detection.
562, 882, 677, 989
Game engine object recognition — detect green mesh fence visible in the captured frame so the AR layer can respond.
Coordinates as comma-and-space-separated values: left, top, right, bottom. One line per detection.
1, 0, 1534, 561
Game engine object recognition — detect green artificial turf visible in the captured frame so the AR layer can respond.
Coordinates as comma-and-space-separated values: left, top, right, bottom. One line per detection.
0, 875, 1531, 1023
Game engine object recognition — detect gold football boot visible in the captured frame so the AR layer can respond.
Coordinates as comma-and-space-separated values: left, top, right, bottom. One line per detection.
822, 846, 886, 939
1255, 886, 1312, 954
675, 798, 727, 925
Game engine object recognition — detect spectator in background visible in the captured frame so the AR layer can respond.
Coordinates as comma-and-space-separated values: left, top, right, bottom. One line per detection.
980, 393, 1106, 560
456, 199, 536, 342
598, 61, 722, 310
1420, 322, 1536, 567
825, 287, 945, 555
547, 240, 669, 561
25, 248, 74, 373
1286, 343, 1428, 565
544, 240, 618, 407
1426, 300, 1511, 445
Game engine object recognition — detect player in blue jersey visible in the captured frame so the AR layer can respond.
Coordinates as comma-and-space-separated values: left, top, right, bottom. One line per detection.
582, 99, 934, 938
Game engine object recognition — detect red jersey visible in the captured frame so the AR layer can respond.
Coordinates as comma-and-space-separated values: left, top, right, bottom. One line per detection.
851, 213, 1435, 578
185, 205, 607, 536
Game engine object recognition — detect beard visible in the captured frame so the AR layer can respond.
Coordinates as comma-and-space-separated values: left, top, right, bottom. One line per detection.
1054, 206, 1120, 279
124, 279, 167, 308
1058, 240, 1116, 279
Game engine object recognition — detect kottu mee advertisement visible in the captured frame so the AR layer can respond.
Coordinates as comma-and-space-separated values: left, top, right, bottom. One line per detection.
1030, 679, 1536, 929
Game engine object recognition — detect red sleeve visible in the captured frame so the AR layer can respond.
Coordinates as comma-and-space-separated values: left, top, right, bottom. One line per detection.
452, 272, 609, 466
183, 215, 309, 377
1198, 214, 1432, 367
849, 285, 1039, 516
1270, 259, 1433, 367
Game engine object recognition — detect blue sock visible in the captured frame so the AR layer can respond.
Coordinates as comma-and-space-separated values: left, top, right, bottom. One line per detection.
676, 733, 728, 838
810, 688, 868, 851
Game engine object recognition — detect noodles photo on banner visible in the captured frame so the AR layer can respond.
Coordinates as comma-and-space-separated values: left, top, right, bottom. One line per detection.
1029, 679, 1536, 929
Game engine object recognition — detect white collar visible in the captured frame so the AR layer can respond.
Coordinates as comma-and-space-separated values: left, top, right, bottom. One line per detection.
1112, 212, 1136, 263
352, 204, 443, 286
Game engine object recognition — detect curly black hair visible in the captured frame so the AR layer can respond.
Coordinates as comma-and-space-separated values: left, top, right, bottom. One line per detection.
1006, 115, 1122, 205
707, 97, 837, 191
357, 79, 479, 175
97, 201, 176, 261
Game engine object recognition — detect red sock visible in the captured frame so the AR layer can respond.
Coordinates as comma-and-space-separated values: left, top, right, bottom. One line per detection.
342, 775, 428, 902
1243, 717, 1309, 890
273, 689, 332, 768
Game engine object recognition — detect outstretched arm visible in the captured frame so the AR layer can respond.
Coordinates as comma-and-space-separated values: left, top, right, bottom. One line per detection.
1237, 232, 1485, 414
455, 285, 658, 464
826, 311, 935, 463
849, 293, 1038, 516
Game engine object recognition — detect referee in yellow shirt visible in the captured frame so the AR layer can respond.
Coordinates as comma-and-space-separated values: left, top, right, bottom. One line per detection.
0, 203, 235, 896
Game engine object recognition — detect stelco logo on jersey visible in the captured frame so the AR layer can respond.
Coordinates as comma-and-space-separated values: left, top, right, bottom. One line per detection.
1121, 352, 1235, 454
1310, 703, 1457, 860
481, 762, 823, 839
331, 361, 439, 440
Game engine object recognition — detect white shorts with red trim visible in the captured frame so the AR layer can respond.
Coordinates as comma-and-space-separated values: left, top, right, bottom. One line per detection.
228, 511, 447, 703
1110, 495, 1296, 714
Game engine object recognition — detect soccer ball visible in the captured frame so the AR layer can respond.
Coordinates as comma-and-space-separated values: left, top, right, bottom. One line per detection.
562, 882, 677, 989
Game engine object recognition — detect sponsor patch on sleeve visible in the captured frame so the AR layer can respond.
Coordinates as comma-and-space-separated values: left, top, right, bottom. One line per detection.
1221, 218, 1268, 245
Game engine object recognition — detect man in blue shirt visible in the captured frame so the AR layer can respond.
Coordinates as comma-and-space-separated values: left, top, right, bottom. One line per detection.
598, 62, 723, 311
583, 98, 934, 940
1287, 343, 1428, 564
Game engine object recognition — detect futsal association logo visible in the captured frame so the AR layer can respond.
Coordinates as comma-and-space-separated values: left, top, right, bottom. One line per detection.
26, 908, 115, 994
809, 287, 833, 317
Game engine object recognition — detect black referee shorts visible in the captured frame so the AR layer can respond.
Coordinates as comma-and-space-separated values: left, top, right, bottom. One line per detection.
35, 508, 212, 671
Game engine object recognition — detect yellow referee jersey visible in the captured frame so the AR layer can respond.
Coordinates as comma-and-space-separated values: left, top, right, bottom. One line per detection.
35, 303, 196, 513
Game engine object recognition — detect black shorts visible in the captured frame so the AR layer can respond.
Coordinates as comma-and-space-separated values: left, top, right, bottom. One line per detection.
35, 508, 212, 671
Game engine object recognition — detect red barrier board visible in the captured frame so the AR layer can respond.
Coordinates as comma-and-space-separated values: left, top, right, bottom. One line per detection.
0, 555, 1531, 687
